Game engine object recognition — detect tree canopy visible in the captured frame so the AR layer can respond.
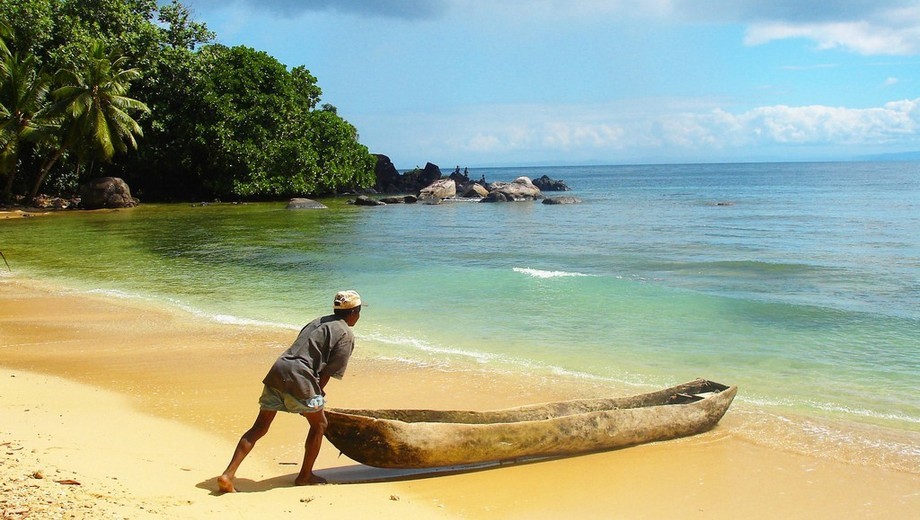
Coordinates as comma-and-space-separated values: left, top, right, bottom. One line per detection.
0, 0, 376, 203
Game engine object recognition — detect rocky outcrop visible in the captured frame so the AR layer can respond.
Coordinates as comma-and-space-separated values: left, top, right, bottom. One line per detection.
374, 156, 444, 194
480, 176, 542, 203
419, 179, 456, 201
286, 198, 327, 209
447, 167, 487, 195
532, 175, 570, 191
79, 177, 137, 209
362, 164, 574, 207
543, 196, 582, 205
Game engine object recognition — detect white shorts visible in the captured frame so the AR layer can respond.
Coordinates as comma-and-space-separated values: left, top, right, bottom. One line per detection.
258, 385, 324, 414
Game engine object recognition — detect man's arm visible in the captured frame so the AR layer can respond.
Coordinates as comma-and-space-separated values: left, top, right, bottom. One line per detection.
318, 374, 331, 393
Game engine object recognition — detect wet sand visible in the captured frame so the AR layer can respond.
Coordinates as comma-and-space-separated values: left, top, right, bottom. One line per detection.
1, 277, 917, 518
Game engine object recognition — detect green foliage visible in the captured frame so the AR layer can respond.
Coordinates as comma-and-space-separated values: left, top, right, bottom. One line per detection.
172, 44, 373, 200
50, 41, 149, 163
308, 108, 376, 193
0, 1, 54, 60
157, 1, 214, 51
0, 51, 52, 199
0, 0, 377, 202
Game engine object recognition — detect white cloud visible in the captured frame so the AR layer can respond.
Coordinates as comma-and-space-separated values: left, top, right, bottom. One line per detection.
745, 18, 920, 55
737, 100, 919, 144
362, 98, 920, 165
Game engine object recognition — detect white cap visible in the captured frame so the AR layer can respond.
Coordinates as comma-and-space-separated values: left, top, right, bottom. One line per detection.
333, 290, 362, 310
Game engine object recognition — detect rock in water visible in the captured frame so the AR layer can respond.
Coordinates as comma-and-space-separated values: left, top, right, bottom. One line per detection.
286, 198, 327, 209
79, 177, 137, 209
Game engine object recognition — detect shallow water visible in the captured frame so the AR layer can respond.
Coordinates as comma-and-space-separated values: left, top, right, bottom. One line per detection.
2, 161, 918, 470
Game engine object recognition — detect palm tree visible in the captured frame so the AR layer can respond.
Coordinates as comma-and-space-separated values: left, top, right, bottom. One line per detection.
30, 41, 149, 200
0, 51, 51, 201
0, 21, 10, 59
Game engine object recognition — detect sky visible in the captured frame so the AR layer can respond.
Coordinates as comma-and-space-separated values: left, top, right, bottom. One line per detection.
180, 0, 920, 168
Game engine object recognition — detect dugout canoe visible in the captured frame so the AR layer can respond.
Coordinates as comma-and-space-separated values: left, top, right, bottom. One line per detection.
324, 378, 737, 469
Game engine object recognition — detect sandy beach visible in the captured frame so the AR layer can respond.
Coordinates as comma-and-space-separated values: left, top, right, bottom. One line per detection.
1, 276, 918, 519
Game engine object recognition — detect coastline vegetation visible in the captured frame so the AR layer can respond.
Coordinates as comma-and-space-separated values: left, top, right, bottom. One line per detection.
0, 0, 376, 205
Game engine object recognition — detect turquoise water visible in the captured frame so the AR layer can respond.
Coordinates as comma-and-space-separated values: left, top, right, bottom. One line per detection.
2, 162, 919, 464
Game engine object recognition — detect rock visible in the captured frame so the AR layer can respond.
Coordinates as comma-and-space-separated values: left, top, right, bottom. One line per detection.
30, 195, 75, 209
532, 175, 570, 191
285, 198, 327, 210
480, 191, 509, 203
419, 179, 456, 201
373, 154, 400, 193
79, 177, 137, 209
482, 176, 542, 202
380, 195, 419, 204
461, 183, 489, 198
543, 196, 582, 205
354, 195, 386, 206
420, 163, 442, 185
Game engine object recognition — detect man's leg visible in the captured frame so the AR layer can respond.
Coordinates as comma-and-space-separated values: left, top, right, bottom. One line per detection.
294, 409, 328, 485
218, 409, 277, 492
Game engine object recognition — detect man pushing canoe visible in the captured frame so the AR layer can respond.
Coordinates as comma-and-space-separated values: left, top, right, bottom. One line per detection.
217, 290, 362, 492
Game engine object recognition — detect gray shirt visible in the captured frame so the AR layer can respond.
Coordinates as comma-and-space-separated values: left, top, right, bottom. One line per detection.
262, 315, 355, 400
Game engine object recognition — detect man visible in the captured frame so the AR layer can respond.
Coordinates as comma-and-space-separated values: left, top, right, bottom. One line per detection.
217, 290, 362, 492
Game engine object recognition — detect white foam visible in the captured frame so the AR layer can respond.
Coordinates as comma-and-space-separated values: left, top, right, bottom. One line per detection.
84, 288, 144, 300
513, 267, 593, 279
739, 395, 920, 426
362, 332, 500, 364
808, 400, 920, 425
168, 299, 299, 330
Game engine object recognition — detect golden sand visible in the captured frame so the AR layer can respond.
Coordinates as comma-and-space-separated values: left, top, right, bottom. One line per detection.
1, 277, 917, 518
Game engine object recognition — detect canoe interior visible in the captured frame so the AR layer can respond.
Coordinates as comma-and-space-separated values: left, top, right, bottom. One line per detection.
328, 378, 730, 425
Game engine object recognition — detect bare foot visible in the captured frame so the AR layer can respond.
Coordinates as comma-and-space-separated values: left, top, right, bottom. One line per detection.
294, 473, 327, 486
217, 474, 236, 493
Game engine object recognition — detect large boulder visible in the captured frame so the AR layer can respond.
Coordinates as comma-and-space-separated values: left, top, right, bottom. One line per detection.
373, 154, 400, 193
481, 176, 542, 202
286, 198, 327, 209
461, 183, 489, 198
80, 177, 137, 209
419, 178, 456, 201
419, 162, 442, 186
532, 175, 570, 191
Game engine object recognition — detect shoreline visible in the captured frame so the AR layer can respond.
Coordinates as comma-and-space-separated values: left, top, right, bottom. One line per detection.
2, 275, 919, 518
4, 274, 916, 474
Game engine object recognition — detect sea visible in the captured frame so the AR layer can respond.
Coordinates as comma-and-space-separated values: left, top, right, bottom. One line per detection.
2, 161, 918, 472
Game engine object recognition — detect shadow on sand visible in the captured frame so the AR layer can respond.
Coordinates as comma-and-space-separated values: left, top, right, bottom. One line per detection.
197, 457, 544, 493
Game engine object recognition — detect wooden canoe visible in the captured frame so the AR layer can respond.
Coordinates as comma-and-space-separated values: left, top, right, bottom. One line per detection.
324, 378, 737, 469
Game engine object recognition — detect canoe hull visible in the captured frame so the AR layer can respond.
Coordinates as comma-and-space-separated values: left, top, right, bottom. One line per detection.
324, 379, 737, 469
